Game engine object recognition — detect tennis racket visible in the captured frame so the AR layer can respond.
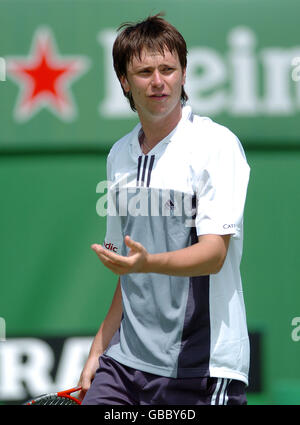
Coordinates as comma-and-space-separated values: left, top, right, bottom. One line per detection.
25, 386, 82, 405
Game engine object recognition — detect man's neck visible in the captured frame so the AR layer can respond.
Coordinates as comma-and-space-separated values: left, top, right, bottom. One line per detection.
138, 104, 183, 149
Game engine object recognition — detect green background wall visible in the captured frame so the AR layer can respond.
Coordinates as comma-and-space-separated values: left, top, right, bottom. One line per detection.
1, 0, 300, 405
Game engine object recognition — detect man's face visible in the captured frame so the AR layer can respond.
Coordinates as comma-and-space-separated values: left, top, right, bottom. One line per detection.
120, 48, 186, 121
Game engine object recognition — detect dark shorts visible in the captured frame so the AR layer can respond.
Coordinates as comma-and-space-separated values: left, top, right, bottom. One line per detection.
82, 354, 247, 405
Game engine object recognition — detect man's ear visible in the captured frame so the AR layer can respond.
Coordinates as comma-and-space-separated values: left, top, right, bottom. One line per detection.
120, 75, 130, 93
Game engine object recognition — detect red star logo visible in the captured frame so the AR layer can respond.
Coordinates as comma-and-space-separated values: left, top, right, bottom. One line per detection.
6, 27, 90, 122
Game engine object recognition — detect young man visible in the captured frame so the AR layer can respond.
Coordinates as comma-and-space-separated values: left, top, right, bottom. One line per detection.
79, 14, 250, 405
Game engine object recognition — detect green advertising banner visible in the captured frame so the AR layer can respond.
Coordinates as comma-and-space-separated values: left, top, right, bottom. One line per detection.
0, 0, 300, 151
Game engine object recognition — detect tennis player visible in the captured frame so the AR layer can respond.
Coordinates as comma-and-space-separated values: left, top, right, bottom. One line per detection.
79, 14, 250, 405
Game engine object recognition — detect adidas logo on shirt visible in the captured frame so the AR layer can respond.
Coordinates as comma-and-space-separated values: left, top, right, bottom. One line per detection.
136, 155, 155, 187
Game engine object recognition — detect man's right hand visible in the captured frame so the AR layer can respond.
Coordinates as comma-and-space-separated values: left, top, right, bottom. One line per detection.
77, 355, 100, 402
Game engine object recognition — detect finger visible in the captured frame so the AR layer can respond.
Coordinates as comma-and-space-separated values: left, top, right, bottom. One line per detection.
91, 243, 105, 254
77, 378, 89, 401
91, 244, 117, 262
78, 388, 87, 402
94, 246, 129, 267
91, 244, 123, 261
100, 255, 128, 271
124, 236, 143, 251
98, 256, 130, 275
91, 245, 131, 274
94, 243, 139, 269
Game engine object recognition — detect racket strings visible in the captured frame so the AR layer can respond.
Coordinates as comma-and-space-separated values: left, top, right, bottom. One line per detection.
30, 395, 79, 405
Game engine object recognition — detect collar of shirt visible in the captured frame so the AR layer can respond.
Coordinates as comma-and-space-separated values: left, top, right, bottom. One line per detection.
130, 105, 193, 157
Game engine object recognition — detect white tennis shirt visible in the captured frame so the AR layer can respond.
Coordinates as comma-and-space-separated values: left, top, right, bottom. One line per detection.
103, 105, 250, 385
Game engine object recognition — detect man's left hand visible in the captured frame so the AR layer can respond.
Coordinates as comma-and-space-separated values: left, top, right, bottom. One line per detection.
91, 235, 149, 275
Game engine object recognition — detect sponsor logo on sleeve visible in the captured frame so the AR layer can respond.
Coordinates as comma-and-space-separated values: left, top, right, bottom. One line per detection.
223, 223, 236, 229
103, 241, 118, 252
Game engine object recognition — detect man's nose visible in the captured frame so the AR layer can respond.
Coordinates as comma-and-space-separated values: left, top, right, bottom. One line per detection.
151, 70, 163, 87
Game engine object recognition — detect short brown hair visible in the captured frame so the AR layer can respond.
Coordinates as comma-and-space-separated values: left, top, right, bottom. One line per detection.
113, 14, 188, 111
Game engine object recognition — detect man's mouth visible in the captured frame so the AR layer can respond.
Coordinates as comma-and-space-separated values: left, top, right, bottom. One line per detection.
150, 94, 168, 99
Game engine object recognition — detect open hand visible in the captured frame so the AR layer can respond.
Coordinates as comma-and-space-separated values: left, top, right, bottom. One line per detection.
91, 236, 149, 275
